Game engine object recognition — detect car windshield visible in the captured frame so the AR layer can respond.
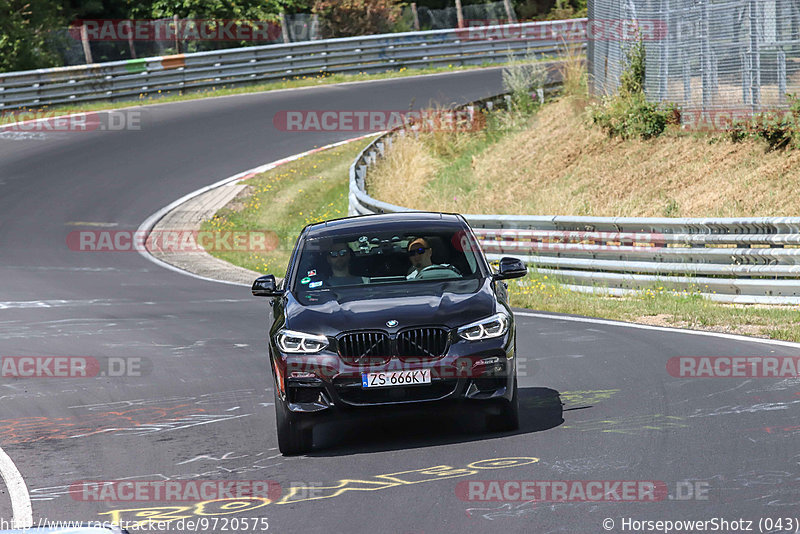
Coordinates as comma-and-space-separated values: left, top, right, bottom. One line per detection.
291, 227, 484, 292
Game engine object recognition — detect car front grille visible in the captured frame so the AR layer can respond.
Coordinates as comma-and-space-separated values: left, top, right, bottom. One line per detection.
337, 331, 392, 366
337, 328, 450, 366
397, 328, 449, 360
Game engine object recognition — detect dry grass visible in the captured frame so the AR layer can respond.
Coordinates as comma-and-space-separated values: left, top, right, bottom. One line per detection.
366, 133, 439, 208
370, 97, 800, 217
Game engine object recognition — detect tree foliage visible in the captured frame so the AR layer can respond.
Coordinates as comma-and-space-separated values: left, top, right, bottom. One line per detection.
128, 0, 309, 21
313, 0, 403, 38
0, 0, 65, 72
0, 0, 311, 72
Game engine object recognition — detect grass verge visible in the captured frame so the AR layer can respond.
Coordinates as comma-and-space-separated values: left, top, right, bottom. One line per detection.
201, 129, 800, 342
511, 270, 800, 342
200, 137, 373, 276
199, 49, 800, 342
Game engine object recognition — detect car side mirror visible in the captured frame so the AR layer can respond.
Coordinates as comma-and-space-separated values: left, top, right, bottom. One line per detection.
252, 275, 283, 297
493, 257, 527, 280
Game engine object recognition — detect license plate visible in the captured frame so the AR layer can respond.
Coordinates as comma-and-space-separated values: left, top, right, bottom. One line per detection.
361, 369, 431, 388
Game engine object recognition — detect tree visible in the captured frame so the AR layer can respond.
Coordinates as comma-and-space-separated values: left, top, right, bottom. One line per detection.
313, 0, 403, 38
0, 0, 65, 72
128, 0, 309, 21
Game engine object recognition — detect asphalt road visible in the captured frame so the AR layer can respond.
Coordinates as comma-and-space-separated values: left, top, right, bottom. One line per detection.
1, 68, 799, 534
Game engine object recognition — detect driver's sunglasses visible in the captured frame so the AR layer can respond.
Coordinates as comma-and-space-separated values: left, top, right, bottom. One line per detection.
328, 249, 350, 257
408, 246, 429, 256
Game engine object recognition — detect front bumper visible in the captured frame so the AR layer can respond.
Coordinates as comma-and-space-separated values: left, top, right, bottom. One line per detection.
273, 335, 516, 414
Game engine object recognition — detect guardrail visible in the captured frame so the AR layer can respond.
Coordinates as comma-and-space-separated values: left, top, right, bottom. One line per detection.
348, 77, 800, 305
0, 19, 585, 110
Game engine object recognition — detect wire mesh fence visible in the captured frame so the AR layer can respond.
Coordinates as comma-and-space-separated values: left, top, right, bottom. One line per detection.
408, 1, 514, 30
52, 3, 518, 67
588, 0, 800, 112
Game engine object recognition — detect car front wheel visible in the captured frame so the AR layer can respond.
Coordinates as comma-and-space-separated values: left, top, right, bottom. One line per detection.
485, 377, 519, 432
274, 387, 313, 455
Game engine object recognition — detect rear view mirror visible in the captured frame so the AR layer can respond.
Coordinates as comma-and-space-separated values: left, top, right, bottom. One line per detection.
252, 275, 282, 297
493, 257, 527, 280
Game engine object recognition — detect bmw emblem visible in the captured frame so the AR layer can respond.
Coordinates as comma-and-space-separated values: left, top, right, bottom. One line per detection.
386, 320, 399, 327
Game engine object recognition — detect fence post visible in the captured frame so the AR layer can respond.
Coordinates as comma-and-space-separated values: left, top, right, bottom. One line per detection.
80, 23, 93, 64
173, 14, 181, 54
587, 0, 595, 95
658, 0, 669, 101
280, 13, 291, 43
683, 50, 691, 104
748, 0, 761, 110
778, 49, 787, 105
701, 0, 711, 110
503, 0, 516, 22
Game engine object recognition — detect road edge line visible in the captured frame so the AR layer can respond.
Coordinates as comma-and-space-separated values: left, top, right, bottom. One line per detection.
0, 446, 33, 528
135, 132, 381, 287
515, 310, 800, 349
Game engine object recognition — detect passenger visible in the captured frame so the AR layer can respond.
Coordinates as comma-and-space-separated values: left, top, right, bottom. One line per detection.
326, 242, 365, 286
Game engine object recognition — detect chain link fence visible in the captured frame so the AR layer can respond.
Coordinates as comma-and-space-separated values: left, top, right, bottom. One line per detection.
405, 1, 514, 30
588, 0, 800, 111
52, 3, 518, 67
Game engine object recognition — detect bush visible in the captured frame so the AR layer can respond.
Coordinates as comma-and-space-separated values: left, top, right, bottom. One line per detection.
590, 92, 671, 140
313, 0, 403, 38
589, 37, 676, 140
502, 50, 547, 115
724, 96, 800, 150
619, 39, 646, 96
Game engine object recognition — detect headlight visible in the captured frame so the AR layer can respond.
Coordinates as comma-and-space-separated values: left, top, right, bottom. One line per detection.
275, 329, 329, 353
457, 313, 509, 341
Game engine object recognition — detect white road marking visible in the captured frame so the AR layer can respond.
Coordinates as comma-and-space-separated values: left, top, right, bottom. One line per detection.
0, 446, 32, 528
136, 133, 380, 286
64, 221, 119, 227
515, 311, 800, 349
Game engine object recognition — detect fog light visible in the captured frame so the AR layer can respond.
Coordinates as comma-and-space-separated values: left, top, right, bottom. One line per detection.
290, 371, 317, 378
473, 357, 500, 367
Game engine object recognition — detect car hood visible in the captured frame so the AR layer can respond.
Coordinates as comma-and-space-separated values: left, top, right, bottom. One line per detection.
284, 278, 497, 335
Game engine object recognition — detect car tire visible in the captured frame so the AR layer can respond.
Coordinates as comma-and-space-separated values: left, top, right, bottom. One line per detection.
486, 377, 519, 432
274, 388, 313, 455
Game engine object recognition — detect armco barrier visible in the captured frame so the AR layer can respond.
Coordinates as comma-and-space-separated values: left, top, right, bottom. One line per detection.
348, 84, 800, 305
0, 19, 585, 110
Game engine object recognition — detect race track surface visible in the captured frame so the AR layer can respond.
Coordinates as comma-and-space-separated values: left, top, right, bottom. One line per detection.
1, 68, 799, 533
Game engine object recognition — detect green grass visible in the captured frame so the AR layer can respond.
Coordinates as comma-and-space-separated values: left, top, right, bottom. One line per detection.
196, 79, 800, 342
205, 129, 800, 342
200, 138, 372, 276
510, 270, 800, 342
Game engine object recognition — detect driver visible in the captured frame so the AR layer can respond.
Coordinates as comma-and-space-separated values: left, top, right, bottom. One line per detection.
406, 237, 452, 279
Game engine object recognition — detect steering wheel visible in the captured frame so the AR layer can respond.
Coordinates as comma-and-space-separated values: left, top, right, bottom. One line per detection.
416, 264, 462, 279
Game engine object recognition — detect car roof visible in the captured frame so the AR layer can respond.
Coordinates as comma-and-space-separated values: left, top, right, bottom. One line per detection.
303, 212, 466, 238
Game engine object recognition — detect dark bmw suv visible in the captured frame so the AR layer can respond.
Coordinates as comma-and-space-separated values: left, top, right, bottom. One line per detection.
252, 212, 527, 455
